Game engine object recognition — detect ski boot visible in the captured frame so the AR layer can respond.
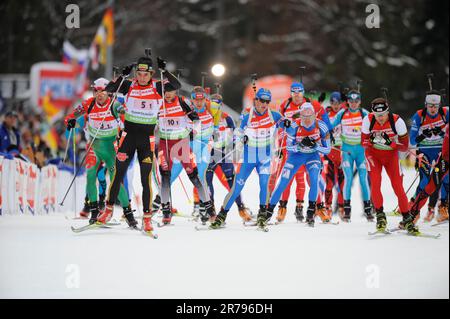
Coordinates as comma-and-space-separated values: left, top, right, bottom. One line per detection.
437, 201, 449, 223
315, 202, 330, 223
276, 200, 288, 223
142, 210, 154, 233
210, 208, 227, 229
199, 201, 216, 225
79, 197, 90, 218
97, 204, 113, 224
403, 212, 421, 236
305, 201, 316, 227
294, 200, 304, 222
337, 204, 345, 220
363, 200, 375, 222
399, 210, 419, 230
256, 206, 269, 229
375, 207, 387, 232
342, 200, 351, 223
238, 204, 253, 222
423, 205, 435, 223
152, 194, 161, 215
161, 203, 173, 225
123, 206, 138, 228
89, 202, 99, 225
192, 201, 200, 217
98, 194, 106, 211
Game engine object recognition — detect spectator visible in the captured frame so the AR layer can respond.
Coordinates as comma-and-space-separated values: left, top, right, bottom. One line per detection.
0, 111, 20, 153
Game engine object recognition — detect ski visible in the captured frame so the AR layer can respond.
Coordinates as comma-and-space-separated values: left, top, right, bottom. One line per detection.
406, 232, 441, 239
71, 223, 112, 233
157, 222, 175, 228
368, 230, 392, 236
431, 220, 449, 227
141, 229, 158, 239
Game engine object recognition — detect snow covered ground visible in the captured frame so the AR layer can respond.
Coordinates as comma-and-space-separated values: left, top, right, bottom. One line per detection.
0, 167, 448, 299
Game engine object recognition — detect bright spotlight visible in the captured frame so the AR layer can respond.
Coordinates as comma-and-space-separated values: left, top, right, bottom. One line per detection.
211, 63, 226, 77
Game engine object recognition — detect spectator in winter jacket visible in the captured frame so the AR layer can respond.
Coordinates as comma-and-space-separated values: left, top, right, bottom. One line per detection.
0, 111, 20, 153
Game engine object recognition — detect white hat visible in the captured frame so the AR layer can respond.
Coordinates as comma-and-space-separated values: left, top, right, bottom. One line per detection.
92, 78, 110, 91
425, 94, 441, 105
299, 103, 315, 117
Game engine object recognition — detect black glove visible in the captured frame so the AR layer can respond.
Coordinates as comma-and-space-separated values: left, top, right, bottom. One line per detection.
300, 136, 316, 148
187, 110, 200, 121
318, 92, 326, 103
242, 135, 249, 145
283, 119, 291, 128
422, 128, 433, 138
369, 132, 376, 144
122, 64, 134, 77
381, 132, 392, 146
157, 57, 167, 71
432, 126, 443, 136
67, 119, 76, 129
189, 130, 194, 141
415, 134, 426, 144
330, 131, 336, 145
432, 154, 449, 186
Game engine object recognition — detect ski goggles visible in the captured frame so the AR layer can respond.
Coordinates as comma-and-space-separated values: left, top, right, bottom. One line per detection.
257, 98, 271, 104
191, 92, 206, 100
211, 98, 222, 104
425, 103, 440, 108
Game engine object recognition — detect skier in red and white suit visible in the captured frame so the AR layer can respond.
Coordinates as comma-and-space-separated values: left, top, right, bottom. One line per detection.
361, 97, 420, 235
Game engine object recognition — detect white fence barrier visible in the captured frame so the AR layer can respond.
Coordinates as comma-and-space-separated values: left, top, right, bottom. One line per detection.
0, 156, 86, 216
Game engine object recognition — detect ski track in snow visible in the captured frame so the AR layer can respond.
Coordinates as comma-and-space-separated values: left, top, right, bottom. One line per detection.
0, 168, 448, 299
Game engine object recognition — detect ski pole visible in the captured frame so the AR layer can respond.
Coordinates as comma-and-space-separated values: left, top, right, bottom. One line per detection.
60, 75, 128, 206
178, 175, 192, 204
72, 127, 77, 217
391, 170, 420, 213
62, 128, 73, 163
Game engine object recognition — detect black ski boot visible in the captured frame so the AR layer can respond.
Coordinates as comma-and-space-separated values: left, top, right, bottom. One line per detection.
98, 194, 106, 211
256, 205, 269, 228
305, 201, 316, 227
342, 200, 351, 222
152, 194, 161, 215
364, 200, 375, 222
199, 201, 216, 225
402, 212, 420, 235
375, 207, 387, 232
210, 208, 228, 229
89, 202, 99, 225
123, 206, 138, 228
295, 200, 304, 222
161, 203, 172, 225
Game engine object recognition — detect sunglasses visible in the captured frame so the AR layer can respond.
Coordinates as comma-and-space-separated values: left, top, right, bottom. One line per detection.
258, 99, 271, 104
348, 99, 361, 103
426, 103, 439, 108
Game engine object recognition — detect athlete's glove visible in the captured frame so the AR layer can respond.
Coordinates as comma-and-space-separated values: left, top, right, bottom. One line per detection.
187, 110, 200, 121
318, 92, 326, 103
242, 135, 249, 145
369, 132, 376, 144
422, 128, 433, 138
283, 119, 291, 128
157, 57, 167, 71
381, 132, 392, 146
432, 126, 444, 136
116, 104, 126, 114
66, 118, 76, 129
300, 136, 316, 148
122, 64, 134, 77
330, 131, 336, 145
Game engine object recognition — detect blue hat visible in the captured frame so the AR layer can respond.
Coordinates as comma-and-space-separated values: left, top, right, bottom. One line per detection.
347, 90, 361, 101
330, 92, 341, 103
290, 82, 305, 93
256, 88, 272, 101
